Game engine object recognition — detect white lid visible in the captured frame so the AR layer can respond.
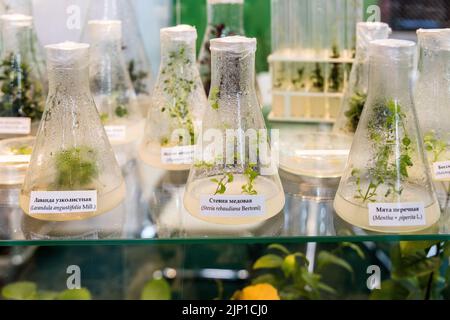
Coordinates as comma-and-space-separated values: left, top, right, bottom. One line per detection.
357, 22, 391, 45
417, 28, 450, 51
208, 0, 244, 4
210, 36, 256, 54
45, 41, 90, 69
0, 14, 32, 27
369, 39, 416, 62
88, 20, 122, 40
160, 24, 197, 42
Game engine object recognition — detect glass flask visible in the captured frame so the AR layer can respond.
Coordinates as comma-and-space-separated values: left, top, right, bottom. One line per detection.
0, 14, 45, 139
198, 0, 245, 95
334, 39, 440, 233
139, 25, 207, 171
19, 42, 125, 222
414, 29, 450, 206
333, 22, 391, 135
184, 36, 285, 225
87, 20, 144, 147
83, 0, 153, 116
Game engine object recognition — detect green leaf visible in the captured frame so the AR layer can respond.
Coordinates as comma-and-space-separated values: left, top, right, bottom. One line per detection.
443, 242, 450, 257
317, 251, 353, 273
36, 291, 59, 300
141, 278, 171, 300
253, 254, 283, 270
56, 288, 92, 300
341, 242, 365, 259
399, 241, 440, 256
402, 136, 411, 147
317, 282, 337, 295
279, 285, 304, 300
300, 270, 324, 295
251, 274, 280, 287
369, 280, 410, 300
282, 254, 297, 277
1, 282, 37, 300
392, 244, 440, 278
268, 244, 290, 256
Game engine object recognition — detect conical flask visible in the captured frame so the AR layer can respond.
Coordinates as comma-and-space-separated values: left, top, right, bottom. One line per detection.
87, 20, 144, 146
414, 29, 450, 205
333, 22, 391, 135
0, 14, 45, 139
184, 36, 285, 225
334, 39, 440, 233
82, 0, 153, 115
139, 25, 208, 171
198, 0, 245, 95
19, 42, 125, 222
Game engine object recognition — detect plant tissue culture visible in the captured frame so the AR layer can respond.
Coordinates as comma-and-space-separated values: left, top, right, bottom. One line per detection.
184, 36, 285, 225
19, 42, 125, 222
0, 14, 45, 139
87, 20, 144, 146
83, 0, 153, 116
139, 25, 207, 171
334, 22, 391, 135
414, 29, 450, 207
334, 39, 440, 233
198, 0, 245, 95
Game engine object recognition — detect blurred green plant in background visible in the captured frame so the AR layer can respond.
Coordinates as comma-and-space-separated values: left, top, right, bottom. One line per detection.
173, 0, 380, 73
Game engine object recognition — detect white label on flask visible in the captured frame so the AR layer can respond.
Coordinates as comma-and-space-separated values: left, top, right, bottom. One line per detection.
161, 145, 195, 165
200, 195, 265, 217
432, 161, 450, 180
368, 202, 426, 227
29, 190, 97, 214
0, 117, 31, 134
104, 125, 126, 141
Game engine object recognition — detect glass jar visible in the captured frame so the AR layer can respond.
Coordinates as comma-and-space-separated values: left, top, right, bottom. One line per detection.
334, 39, 440, 233
83, 0, 153, 116
415, 28, 450, 207
20, 42, 125, 222
334, 22, 391, 135
87, 20, 144, 147
198, 0, 245, 95
0, 14, 45, 139
139, 25, 207, 171
184, 36, 285, 225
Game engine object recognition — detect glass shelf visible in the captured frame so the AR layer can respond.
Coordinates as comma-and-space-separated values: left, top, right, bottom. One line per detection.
0, 159, 449, 246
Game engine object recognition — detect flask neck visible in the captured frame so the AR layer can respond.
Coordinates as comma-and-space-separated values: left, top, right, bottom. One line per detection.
210, 49, 256, 97
418, 47, 450, 84
352, 59, 370, 92
207, 2, 244, 35
368, 60, 413, 101
90, 34, 123, 60
1, 24, 33, 60
48, 66, 91, 95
